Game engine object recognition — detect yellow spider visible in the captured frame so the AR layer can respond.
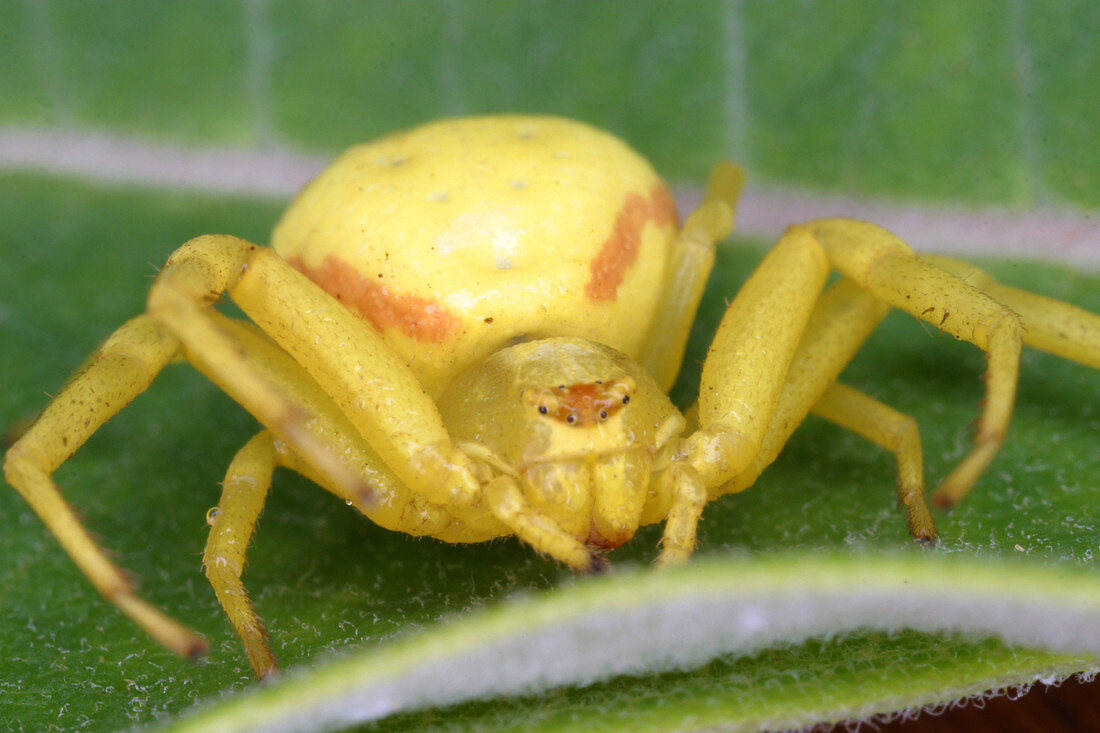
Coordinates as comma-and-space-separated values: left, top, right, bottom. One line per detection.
5, 116, 1100, 680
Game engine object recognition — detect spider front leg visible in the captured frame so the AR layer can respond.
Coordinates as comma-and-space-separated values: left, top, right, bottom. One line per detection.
918, 254, 1100, 504
678, 226, 832, 486
804, 220, 1027, 506
717, 276, 936, 542
655, 226, 833, 563
147, 235, 482, 510
195, 313, 463, 677
3, 316, 208, 658
656, 221, 1020, 561
662, 219, 1046, 556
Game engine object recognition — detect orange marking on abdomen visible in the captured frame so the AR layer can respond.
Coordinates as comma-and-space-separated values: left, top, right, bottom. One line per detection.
287, 255, 460, 343
585, 182, 678, 302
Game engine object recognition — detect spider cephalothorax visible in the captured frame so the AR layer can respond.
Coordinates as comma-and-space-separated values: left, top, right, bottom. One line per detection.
439, 337, 684, 555
6, 115, 1100, 679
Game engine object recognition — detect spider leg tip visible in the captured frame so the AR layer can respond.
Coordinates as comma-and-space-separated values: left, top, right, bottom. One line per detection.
183, 636, 210, 661
931, 494, 959, 511
258, 666, 281, 683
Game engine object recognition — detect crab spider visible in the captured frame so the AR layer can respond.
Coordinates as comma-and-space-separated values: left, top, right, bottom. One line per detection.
5, 116, 1100, 679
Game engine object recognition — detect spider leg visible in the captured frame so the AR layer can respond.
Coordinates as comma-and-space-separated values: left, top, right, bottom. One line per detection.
195, 315, 468, 677
191, 312, 396, 514
664, 221, 1015, 553
922, 255, 1100, 369
717, 277, 889, 489
147, 235, 482, 509
653, 227, 831, 563
638, 161, 744, 390
917, 254, 1100, 504
196, 312, 460, 538
655, 273, 910, 562
704, 275, 936, 540
204, 431, 278, 680
3, 315, 207, 658
147, 236, 362, 499
674, 226, 832, 491
804, 220, 1027, 507
812, 383, 935, 541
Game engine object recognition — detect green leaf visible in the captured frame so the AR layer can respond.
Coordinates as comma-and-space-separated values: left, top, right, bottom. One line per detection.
3, 2, 1100, 730
1, 173, 1099, 732
162, 555, 1100, 733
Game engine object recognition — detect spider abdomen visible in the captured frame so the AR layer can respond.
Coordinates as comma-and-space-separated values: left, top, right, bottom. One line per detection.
272, 115, 680, 396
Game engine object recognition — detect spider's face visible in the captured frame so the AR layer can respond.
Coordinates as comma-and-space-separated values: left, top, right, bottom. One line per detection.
439, 337, 684, 549
518, 375, 652, 548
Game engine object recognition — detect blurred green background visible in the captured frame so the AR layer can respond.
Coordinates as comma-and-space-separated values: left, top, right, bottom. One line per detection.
3, 0, 1099, 207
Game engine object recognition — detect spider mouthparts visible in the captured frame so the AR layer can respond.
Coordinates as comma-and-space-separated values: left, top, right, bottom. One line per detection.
585, 527, 631, 551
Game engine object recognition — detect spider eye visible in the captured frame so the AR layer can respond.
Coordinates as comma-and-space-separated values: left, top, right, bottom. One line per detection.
525, 389, 559, 415
566, 413, 576, 424
608, 376, 635, 407
599, 410, 608, 420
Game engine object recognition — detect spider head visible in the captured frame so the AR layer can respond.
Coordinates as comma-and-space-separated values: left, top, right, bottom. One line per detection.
440, 337, 684, 551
